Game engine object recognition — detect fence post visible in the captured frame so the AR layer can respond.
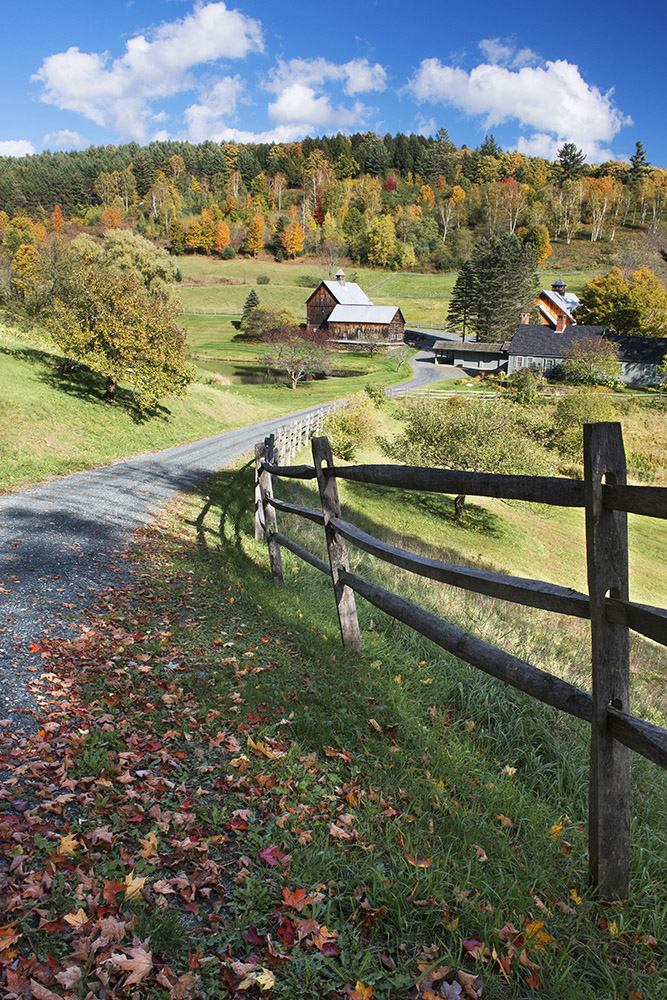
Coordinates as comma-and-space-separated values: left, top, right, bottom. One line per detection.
311, 436, 362, 653
584, 422, 630, 900
255, 435, 284, 585
254, 440, 265, 542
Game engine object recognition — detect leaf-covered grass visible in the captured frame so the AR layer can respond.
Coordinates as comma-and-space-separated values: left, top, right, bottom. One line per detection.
2, 450, 664, 999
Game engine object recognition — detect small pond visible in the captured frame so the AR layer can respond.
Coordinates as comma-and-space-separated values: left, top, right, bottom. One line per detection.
196, 359, 369, 385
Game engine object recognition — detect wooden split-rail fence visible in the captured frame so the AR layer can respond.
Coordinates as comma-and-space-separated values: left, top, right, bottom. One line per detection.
254, 421, 667, 901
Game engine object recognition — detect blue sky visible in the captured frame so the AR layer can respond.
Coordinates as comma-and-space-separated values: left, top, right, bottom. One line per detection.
1, 0, 664, 167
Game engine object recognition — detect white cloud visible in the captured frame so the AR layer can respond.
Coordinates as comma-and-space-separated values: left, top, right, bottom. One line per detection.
185, 75, 245, 141
32, 2, 263, 141
514, 132, 619, 164
479, 38, 539, 68
415, 115, 436, 137
268, 57, 387, 96
42, 129, 88, 149
0, 139, 35, 157
269, 82, 367, 129
259, 56, 385, 137
407, 54, 632, 161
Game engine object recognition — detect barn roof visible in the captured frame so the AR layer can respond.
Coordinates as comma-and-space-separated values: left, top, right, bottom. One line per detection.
508, 324, 607, 356
433, 340, 508, 353
328, 304, 402, 324
320, 280, 373, 306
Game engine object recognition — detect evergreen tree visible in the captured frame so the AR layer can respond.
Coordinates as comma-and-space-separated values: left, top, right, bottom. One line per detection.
472, 233, 538, 342
557, 142, 586, 183
241, 288, 260, 326
447, 260, 478, 341
629, 141, 651, 182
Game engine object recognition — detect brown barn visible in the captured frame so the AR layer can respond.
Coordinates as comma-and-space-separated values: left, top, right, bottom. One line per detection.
306, 270, 405, 345
328, 305, 405, 345
306, 271, 372, 332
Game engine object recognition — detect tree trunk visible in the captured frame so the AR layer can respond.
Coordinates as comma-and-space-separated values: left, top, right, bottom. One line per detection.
454, 494, 466, 523
105, 377, 117, 403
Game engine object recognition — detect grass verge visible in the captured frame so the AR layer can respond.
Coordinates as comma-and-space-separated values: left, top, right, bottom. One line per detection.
2, 454, 664, 999
0, 322, 409, 492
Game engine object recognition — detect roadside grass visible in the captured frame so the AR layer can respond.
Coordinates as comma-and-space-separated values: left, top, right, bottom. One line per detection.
271, 429, 667, 727
3, 456, 664, 998
0, 323, 410, 492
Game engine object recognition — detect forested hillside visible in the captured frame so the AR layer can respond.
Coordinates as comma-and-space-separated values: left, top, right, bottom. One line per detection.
1, 131, 665, 273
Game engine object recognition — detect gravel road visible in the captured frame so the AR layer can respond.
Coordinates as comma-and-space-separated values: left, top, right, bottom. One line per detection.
0, 354, 456, 727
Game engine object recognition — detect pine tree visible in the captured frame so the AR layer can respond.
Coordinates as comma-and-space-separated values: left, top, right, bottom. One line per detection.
629, 141, 650, 182
447, 260, 478, 341
241, 289, 260, 327
472, 233, 538, 342
557, 142, 586, 183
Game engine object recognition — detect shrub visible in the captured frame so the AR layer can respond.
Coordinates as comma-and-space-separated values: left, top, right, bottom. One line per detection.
507, 366, 544, 405
323, 394, 378, 460
364, 382, 386, 408
220, 246, 236, 260
257, 275, 270, 285
552, 391, 618, 459
242, 305, 300, 340
294, 275, 320, 288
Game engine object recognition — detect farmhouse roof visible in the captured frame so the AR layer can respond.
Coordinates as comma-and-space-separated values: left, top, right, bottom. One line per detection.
328, 304, 402, 324
320, 280, 373, 306
433, 340, 509, 353
608, 335, 667, 363
508, 324, 607, 357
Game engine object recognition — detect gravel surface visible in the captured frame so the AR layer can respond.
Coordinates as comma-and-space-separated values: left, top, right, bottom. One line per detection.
0, 355, 455, 730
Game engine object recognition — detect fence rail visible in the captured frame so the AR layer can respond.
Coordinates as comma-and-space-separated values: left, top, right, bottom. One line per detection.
387, 385, 660, 402
254, 422, 667, 902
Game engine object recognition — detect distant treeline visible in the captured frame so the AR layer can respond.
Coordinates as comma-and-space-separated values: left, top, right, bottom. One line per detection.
0, 131, 664, 271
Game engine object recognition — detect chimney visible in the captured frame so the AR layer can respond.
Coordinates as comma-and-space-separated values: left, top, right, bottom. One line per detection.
520, 312, 531, 325
556, 314, 567, 332
335, 269, 346, 285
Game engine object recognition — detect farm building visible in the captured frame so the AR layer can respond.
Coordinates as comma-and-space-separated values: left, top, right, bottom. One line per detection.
433, 340, 509, 374
508, 324, 667, 386
306, 270, 405, 346
434, 322, 666, 386
507, 324, 607, 375
530, 278, 581, 330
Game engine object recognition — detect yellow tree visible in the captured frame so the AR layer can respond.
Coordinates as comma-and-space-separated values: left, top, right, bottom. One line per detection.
47, 258, 194, 408
214, 220, 230, 254
185, 221, 203, 254
246, 214, 265, 257
417, 184, 435, 211
367, 214, 396, 267
281, 216, 304, 258
10, 244, 39, 296
199, 209, 216, 255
